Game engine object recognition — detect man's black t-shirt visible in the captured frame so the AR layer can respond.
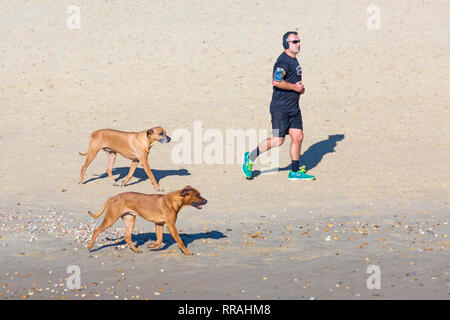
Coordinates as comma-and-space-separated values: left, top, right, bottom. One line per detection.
270, 52, 302, 114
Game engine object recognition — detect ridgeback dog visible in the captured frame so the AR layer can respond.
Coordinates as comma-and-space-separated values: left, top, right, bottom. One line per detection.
79, 127, 170, 190
87, 186, 207, 255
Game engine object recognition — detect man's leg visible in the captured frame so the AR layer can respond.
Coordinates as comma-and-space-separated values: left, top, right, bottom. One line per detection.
287, 114, 314, 180
242, 112, 287, 178
287, 130, 315, 180
249, 111, 287, 162
248, 136, 285, 162
243, 136, 284, 178
288, 128, 303, 171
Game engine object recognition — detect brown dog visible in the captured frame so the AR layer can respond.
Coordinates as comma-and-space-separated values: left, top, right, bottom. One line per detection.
79, 127, 170, 190
87, 186, 207, 255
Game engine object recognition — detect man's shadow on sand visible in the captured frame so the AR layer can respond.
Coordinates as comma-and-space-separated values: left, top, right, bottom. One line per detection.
89, 230, 227, 253
253, 134, 345, 177
83, 167, 190, 186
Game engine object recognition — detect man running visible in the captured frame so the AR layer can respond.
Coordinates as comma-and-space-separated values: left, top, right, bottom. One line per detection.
242, 31, 315, 181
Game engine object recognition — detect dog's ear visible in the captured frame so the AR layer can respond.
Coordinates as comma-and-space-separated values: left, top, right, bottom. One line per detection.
146, 129, 154, 137
180, 185, 192, 197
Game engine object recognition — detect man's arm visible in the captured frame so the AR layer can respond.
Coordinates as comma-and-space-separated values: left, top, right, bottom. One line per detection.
272, 79, 304, 93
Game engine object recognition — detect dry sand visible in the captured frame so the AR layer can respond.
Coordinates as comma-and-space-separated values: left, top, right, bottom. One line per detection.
0, 1, 449, 299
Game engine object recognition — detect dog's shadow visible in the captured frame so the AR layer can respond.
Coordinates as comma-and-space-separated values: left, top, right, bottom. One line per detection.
89, 230, 227, 253
253, 134, 345, 177
83, 167, 190, 185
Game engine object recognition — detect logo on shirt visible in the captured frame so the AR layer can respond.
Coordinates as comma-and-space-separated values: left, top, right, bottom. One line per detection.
296, 65, 302, 76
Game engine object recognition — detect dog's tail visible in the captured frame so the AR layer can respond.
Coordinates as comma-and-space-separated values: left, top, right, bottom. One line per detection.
88, 198, 113, 218
80, 131, 96, 156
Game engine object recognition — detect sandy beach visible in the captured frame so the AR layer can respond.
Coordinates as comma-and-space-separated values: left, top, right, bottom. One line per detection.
0, 1, 449, 300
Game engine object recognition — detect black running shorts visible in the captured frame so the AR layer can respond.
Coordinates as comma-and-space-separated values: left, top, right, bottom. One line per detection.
271, 110, 303, 137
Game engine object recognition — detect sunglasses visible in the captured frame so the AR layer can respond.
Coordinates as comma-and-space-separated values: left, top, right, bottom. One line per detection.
288, 40, 301, 44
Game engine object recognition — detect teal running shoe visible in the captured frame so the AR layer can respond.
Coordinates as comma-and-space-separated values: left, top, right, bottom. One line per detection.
299, 165, 306, 173
288, 169, 315, 181
242, 152, 254, 178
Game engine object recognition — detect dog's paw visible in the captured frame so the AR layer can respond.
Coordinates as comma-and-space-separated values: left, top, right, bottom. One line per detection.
184, 250, 194, 256
148, 242, 163, 249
